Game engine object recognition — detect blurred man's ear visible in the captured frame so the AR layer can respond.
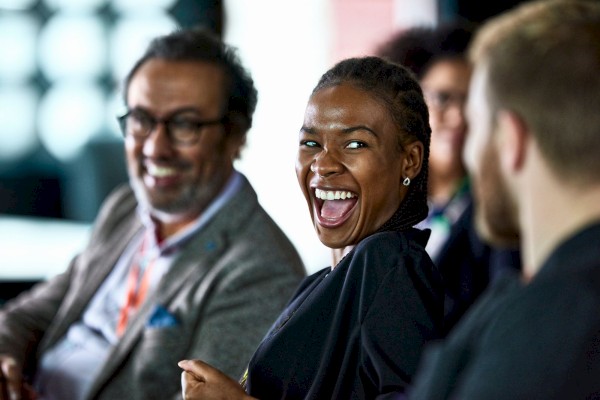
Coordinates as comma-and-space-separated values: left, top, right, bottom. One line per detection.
223, 112, 248, 160
497, 109, 528, 173
224, 112, 249, 135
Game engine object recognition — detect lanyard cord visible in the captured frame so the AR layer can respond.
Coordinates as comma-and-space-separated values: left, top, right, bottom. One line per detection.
116, 236, 155, 337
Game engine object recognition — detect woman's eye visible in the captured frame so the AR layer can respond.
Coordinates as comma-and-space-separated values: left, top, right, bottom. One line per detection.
433, 93, 452, 107
346, 141, 366, 149
301, 140, 319, 148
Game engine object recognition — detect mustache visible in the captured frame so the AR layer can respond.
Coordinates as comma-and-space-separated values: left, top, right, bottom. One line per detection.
140, 157, 191, 170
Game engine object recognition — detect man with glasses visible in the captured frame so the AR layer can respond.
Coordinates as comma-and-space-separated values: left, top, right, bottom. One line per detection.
0, 28, 305, 400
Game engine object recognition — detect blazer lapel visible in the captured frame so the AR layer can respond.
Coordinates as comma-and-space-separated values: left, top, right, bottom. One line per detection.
86, 216, 232, 398
85, 176, 259, 398
39, 217, 143, 354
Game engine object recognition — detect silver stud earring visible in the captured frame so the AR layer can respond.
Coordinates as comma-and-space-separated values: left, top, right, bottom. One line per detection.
402, 177, 411, 186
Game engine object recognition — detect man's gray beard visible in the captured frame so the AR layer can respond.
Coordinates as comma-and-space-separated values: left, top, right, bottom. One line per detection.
129, 177, 215, 220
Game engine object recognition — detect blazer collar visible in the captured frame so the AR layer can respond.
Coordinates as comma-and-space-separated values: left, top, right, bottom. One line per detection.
86, 176, 260, 398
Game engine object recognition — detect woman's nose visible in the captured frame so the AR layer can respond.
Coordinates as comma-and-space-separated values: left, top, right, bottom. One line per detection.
311, 148, 343, 177
444, 102, 467, 130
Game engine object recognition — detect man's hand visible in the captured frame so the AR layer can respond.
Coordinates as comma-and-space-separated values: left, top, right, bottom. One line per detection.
178, 359, 256, 400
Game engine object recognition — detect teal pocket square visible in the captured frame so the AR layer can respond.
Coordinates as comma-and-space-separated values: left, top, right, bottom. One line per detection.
147, 305, 179, 328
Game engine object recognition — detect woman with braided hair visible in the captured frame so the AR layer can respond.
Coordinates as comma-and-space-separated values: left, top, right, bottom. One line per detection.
179, 56, 444, 399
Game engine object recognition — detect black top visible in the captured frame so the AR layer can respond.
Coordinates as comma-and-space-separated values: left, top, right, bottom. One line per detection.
245, 228, 444, 399
409, 221, 600, 400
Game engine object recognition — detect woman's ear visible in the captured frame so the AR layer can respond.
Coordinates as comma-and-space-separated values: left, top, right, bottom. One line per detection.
401, 141, 424, 182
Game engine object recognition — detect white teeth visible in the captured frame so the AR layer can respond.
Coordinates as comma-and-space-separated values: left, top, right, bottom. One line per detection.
147, 164, 177, 178
315, 188, 356, 200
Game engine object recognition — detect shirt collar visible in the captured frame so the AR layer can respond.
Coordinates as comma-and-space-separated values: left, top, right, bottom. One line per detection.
136, 170, 244, 254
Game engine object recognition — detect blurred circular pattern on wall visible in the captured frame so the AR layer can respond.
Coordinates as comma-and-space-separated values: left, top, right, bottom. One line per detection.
44, 0, 107, 12
0, 85, 38, 161
0, 0, 223, 220
109, 13, 178, 83
38, 82, 106, 160
38, 13, 108, 82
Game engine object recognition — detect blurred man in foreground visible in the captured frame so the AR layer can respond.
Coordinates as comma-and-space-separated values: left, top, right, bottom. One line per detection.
409, 1, 600, 398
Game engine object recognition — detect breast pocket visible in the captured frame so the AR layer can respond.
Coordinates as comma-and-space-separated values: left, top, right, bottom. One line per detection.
133, 325, 188, 398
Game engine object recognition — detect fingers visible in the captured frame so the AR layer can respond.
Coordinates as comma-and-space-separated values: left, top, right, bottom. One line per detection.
178, 359, 211, 380
180, 371, 185, 400
178, 360, 254, 400
179, 360, 208, 400
181, 370, 203, 400
0, 357, 22, 400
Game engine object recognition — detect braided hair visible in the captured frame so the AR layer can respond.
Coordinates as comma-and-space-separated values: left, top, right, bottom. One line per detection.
312, 56, 431, 231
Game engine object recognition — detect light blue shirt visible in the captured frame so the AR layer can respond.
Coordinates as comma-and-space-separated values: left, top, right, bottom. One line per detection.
34, 171, 244, 400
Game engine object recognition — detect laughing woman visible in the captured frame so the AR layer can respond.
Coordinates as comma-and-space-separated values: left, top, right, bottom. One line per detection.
179, 56, 444, 399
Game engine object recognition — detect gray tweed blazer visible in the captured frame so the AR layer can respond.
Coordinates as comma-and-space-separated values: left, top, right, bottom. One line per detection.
0, 174, 306, 400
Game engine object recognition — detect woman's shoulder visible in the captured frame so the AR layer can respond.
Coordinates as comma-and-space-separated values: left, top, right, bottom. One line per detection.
287, 266, 331, 302
338, 228, 433, 280
355, 228, 431, 257
340, 228, 442, 320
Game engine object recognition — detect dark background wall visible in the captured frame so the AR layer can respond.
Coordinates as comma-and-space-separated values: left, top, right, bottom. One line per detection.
439, 0, 529, 23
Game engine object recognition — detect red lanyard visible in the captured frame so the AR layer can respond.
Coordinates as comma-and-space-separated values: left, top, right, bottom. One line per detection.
116, 236, 155, 337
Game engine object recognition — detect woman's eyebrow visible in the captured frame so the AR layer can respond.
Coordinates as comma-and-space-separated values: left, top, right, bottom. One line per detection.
341, 125, 378, 136
300, 125, 378, 136
300, 126, 317, 134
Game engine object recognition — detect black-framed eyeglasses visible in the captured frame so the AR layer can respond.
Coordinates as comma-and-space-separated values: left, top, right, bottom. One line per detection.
117, 108, 227, 146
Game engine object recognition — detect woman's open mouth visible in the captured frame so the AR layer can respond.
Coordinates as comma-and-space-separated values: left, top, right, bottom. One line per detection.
313, 188, 358, 228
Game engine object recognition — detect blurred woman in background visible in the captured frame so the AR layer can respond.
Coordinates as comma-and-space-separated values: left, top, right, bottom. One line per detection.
377, 22, 521, 334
